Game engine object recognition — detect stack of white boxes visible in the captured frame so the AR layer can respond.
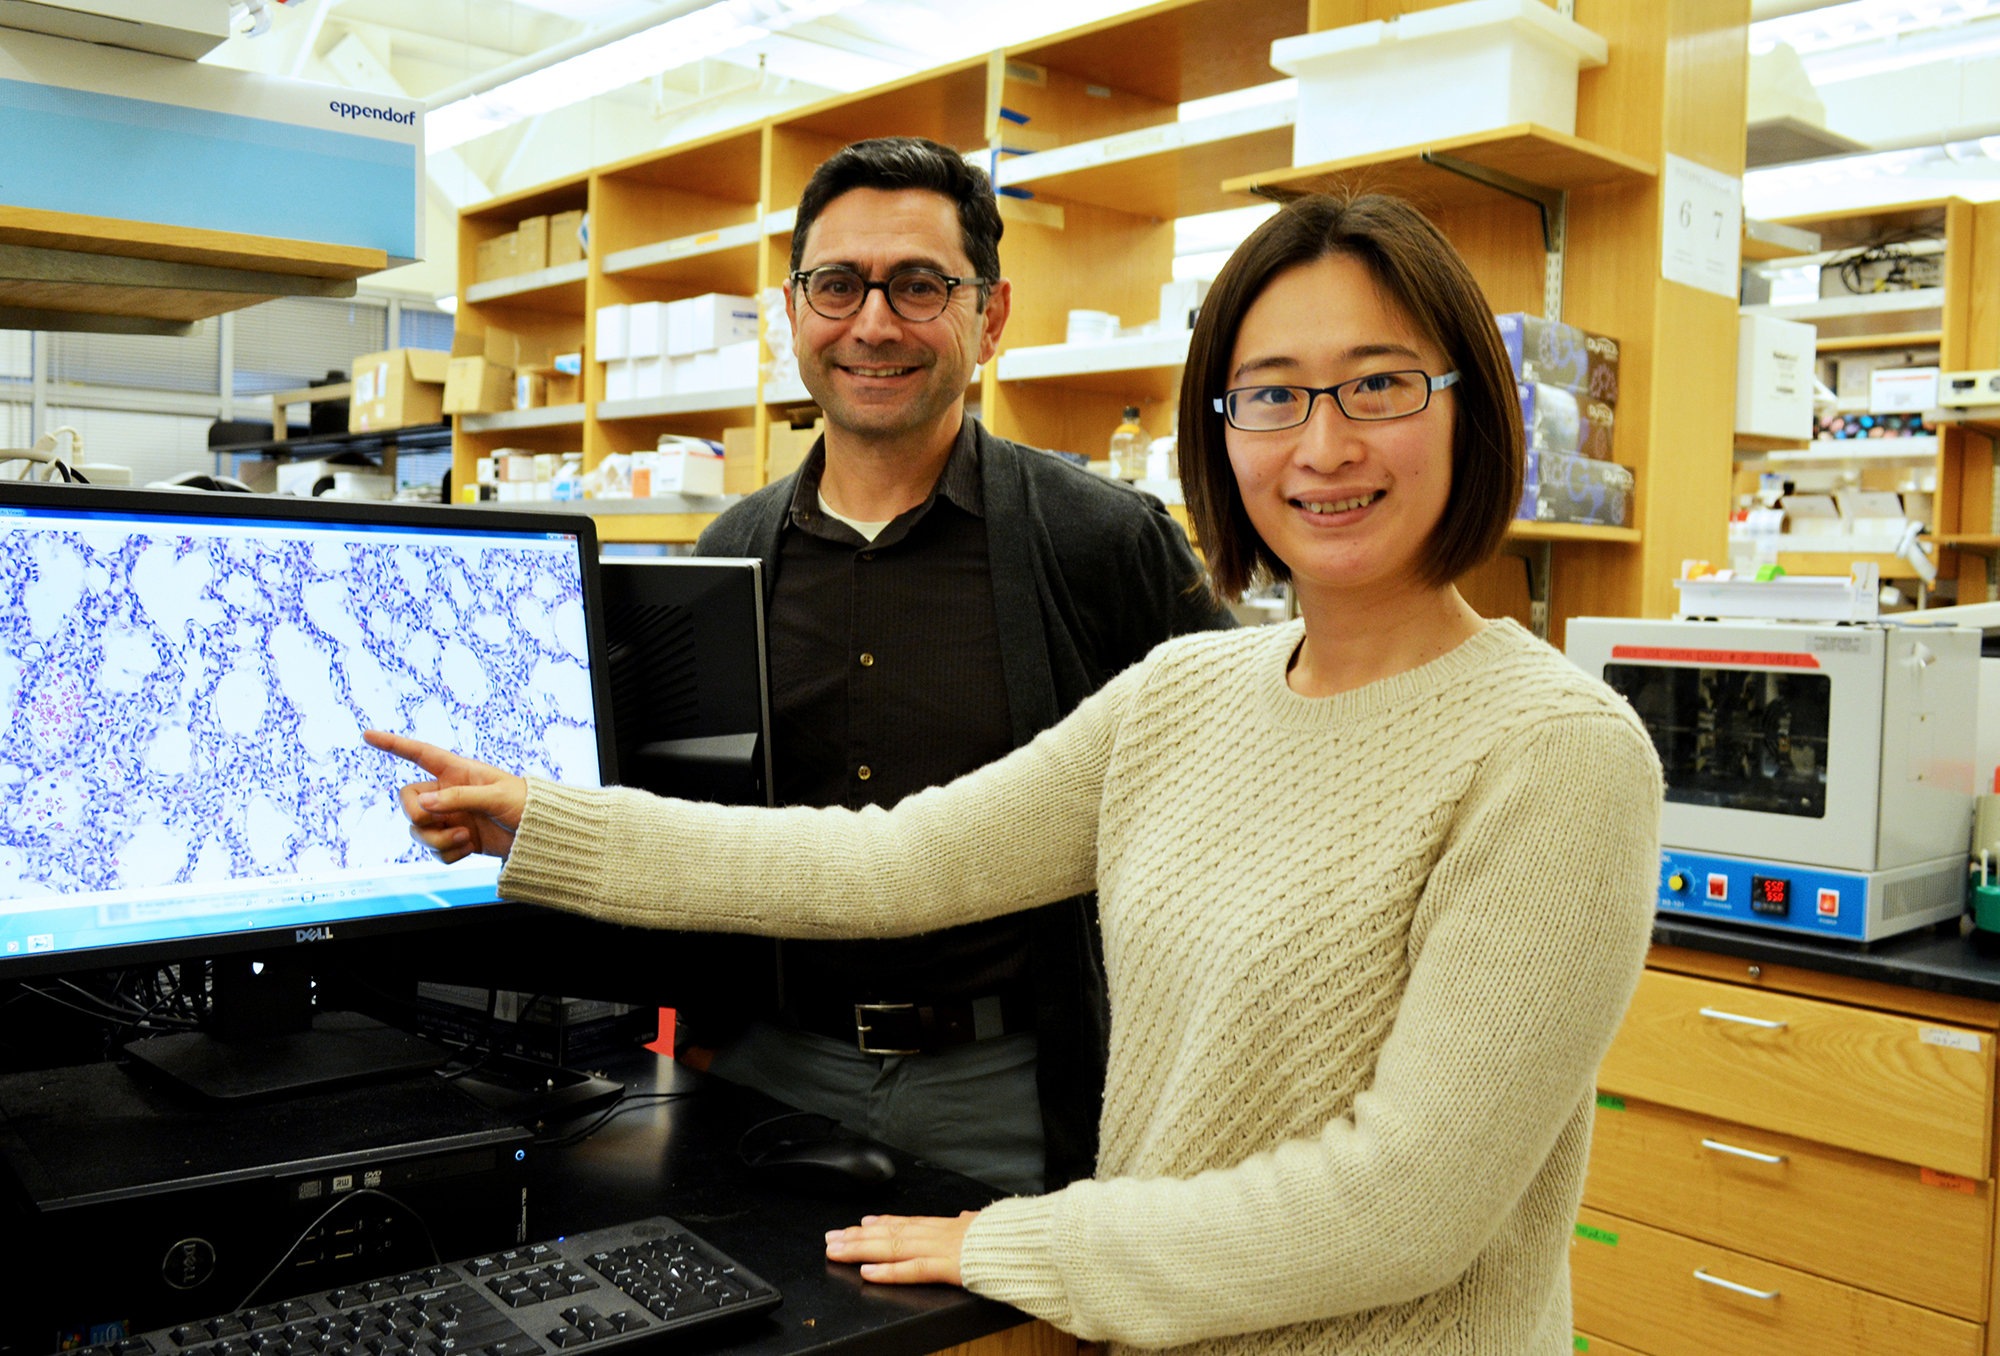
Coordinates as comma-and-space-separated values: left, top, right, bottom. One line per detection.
597, 295, 760, 402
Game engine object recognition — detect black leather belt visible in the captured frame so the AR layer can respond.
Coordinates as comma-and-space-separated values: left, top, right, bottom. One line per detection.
783, 993, 1034, 1056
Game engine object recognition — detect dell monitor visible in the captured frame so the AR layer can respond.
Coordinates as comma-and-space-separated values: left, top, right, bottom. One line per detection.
0, 480, 616, 1099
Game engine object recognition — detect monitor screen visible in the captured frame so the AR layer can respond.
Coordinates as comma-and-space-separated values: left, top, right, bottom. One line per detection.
0, 483, 614, 982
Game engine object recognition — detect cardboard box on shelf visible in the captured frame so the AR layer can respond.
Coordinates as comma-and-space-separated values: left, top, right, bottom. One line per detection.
550, 210, 586, 267
474, 231, 519, 283
723, 425, 758, 495
605, 359, 635, 402
654, 439, 726, 496
516, 215, 549, 273
514, 371, 546, 410
1496, 313, 1620, 402
1518, 450, 1633, 527
350, 349, 450, 431
768, 419, 824, 481
442, 355, 513, 415
1519, 382, 1614, 460
482, 322, 583, 374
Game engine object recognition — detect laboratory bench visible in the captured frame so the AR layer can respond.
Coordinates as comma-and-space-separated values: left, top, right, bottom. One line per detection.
518, 1048, 1059, 1356
0, 1046, 1065, 1356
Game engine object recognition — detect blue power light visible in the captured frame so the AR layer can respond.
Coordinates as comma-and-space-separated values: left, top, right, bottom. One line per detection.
514, 1150, 527, 1162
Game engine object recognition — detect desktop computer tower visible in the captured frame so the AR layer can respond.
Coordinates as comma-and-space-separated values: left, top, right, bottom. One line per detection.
0, 1062, 532, 1354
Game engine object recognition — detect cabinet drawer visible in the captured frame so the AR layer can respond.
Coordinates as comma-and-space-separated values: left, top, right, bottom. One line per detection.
1583, 1096, 1988, 1319
1573, 1335, 1648, 1356
1595, 970, 1993, 1177
1571, 1207, 1983, 1356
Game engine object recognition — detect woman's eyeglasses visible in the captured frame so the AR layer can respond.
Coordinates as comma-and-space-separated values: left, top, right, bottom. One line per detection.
1213, 370, 1459, 431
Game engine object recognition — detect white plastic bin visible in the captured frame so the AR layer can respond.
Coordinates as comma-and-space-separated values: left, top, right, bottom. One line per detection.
1271, 0, 1608, 166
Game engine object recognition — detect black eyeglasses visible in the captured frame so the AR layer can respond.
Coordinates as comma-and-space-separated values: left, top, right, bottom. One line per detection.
789, 265, 993, 322
1213, 370, 1460, 431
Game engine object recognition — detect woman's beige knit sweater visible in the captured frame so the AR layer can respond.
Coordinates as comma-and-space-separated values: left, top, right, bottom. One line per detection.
499, 618, 1663, 1354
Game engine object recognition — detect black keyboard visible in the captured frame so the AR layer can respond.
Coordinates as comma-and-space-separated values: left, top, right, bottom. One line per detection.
59, 1217, 780, 1356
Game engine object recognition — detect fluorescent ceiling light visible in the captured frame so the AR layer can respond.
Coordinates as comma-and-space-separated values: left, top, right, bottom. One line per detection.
1799, 18, 2000, 80
1745, 136, 2000, 196
427, 0, 862, 151
1749, 0, 1998, 55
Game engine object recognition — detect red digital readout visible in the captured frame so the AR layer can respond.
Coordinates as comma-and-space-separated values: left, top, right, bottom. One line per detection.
1750, 876, 1790, 907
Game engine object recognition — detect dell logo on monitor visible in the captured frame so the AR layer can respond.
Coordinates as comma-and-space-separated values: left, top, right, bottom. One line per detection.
296, 926, 336, 943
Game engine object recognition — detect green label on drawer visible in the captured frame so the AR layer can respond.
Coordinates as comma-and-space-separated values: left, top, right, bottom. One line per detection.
1574, 1223, 1619, 1247
1595, 1093, 1625, 1111
1574, 1339, 1589, 1353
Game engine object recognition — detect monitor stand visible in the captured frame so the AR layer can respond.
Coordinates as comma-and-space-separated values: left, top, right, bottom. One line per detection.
122, 953, 448, 1102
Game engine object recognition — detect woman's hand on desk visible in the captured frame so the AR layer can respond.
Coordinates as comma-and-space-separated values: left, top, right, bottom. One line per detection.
364, 730, 527, 863
825, 1211, 978, 1286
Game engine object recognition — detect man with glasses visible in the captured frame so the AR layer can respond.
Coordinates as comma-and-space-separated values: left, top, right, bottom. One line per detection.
688, 136, 1232, 1198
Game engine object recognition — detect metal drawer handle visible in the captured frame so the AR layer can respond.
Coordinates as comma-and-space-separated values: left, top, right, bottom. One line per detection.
1699, 1006, 1788, 1030
1701, 1138, 1787, 1165
1695, 1269, 1780, 1300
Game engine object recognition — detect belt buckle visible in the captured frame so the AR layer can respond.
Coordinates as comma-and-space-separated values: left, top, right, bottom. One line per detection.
853, 1002, 921, 1056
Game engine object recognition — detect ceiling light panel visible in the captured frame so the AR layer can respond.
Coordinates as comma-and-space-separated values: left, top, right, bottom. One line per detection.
427, 0, 863, 150
1749, 0, 1999, 55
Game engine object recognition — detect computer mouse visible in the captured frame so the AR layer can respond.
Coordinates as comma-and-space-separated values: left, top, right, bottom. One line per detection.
738, 1113, 898, 1196
752, 1138, 898, 1188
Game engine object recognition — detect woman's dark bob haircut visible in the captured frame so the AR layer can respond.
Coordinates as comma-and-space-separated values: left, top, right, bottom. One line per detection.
1178, 193, 1524, 601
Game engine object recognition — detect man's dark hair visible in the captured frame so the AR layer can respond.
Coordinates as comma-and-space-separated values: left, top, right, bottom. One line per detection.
790, 137, 1003, 299
1178, 192, 1524, 601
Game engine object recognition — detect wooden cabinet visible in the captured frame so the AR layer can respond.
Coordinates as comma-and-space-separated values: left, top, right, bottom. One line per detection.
1578, 948, 2000, 1355
1573, 1206, 1984, 1356
450, 0, 1747, 633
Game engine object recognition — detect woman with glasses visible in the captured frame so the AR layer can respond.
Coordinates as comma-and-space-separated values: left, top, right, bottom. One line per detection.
370, 192, 1661, 1355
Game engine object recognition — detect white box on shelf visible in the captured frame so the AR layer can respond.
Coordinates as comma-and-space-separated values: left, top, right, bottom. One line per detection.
675, 351, 721, 393
714, 339, 759, 389
1870, 366, 1939, 414
633, 355, 669, 399
686, 293, 759, 351
654, 440, 725, 496
605, 359, 636, 402
626, 301, 666, 359
666, 298, 696, 356
1272, 0, 1608, 165
595, 304, 629, 362
1735, 313, 1816, 441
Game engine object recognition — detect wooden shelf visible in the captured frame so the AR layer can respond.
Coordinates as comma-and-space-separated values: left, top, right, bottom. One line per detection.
1813, 330, 1942, 353
598, 389, 760, 421
1742, 217, 1821, 262
1934, 535, 2000, 553
1776, 548, 1926, 580
995, 100, 1296, 221
1744, 289, 1946, 323
1738, 437, 1939, 463
1506, 520, 1640, 544
0, 206, 387, 334
996, 332, 1191, 401
1931, 406, 2000, 437
1221, 124, 1656, 208
460, 404, 587, 434
603, 221, 762, 287
1733, 433, 1811, 453
465, 260, 589, 312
